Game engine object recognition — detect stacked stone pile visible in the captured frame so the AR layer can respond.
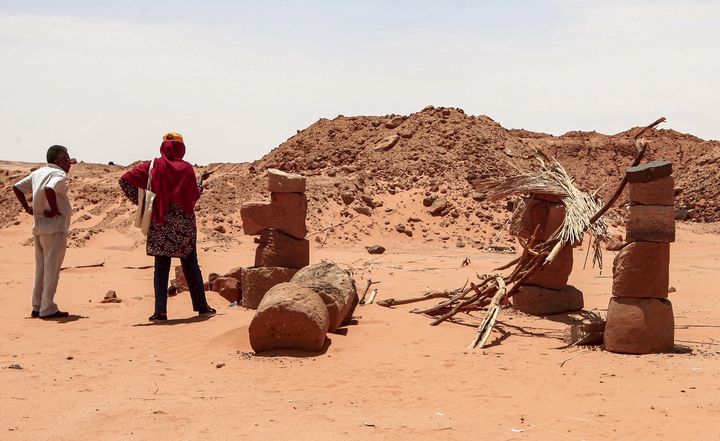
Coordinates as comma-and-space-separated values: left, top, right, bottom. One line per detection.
249, 262, 359, 353
604, 160, 675, 354
240, 169, 310, 309
509, 193, 584, 315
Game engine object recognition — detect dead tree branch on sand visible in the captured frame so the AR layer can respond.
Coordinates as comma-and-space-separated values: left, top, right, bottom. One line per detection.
377, 117, 666, 349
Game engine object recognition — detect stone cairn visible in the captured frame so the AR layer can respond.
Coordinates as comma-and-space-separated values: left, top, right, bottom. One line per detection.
240, 169, 359, 353
509, 193, 584, 315
240, 169, 310, 309
604, 160, 675, 354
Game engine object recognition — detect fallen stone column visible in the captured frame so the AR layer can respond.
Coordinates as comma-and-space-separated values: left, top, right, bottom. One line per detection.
291, 262, 359, 332
241, 267, 299, 309
249, 282, 329, 353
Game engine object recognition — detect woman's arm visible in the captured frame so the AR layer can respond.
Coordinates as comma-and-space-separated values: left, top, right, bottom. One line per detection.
119, 178, 139, 205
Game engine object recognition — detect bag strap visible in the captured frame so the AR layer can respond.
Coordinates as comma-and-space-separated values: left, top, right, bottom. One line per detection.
146, 159, 155, 192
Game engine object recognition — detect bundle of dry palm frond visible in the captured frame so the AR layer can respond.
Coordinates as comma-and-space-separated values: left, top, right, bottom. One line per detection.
473, 149, 609, 269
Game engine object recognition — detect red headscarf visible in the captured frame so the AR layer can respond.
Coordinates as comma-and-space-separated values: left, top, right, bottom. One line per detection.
122, 140, 200, 224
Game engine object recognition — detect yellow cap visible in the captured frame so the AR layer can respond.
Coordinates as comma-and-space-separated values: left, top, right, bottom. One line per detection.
163, 132, 184, 144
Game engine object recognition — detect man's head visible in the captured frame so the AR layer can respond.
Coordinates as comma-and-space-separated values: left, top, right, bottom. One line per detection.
46, 145, 71, 173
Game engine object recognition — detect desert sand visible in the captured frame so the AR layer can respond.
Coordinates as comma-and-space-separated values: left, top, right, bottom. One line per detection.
2, 110, 719, 440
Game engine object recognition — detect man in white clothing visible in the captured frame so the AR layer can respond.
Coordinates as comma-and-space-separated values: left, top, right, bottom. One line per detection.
13, 145, 73, 319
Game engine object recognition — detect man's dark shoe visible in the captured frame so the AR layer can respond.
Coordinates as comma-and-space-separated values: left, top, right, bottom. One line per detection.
149, 313, 167, 322
198, 307, 216, 317
40, 311, 69, 319
31, 310, 39, 318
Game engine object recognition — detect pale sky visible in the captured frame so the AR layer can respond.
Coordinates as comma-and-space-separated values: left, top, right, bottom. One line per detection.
1, 1, 718, 165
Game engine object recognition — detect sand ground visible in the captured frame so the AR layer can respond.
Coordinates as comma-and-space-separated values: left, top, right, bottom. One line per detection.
1, 222, 718, 441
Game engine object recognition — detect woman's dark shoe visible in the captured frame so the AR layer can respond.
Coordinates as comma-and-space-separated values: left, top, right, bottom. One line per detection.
40, 311, 69, 319
149, 312, 168, 322
198, 307, 216, 317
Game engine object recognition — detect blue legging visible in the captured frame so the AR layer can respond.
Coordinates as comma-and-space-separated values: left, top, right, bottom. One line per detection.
153, 247, 209, 314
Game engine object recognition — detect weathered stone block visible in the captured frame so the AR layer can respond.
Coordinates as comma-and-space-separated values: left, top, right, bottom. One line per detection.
629, 176, 674, 206
255, 230, 309, 269
563, 321, 606, 346
249, 282, 329, 353
604, 297, 674, 354
510, 198, 565, 241
241, 266, 299, 309
292, 262, 358, 331
612, 242, 669, 298
175, 265, 188, 293
512, 285, 583, 316
626, 205, 675, 243
626, 160, 672, 183
210, 276, 241, 303
241, 192, 307, 239
267, 168, 306, 193
223, 266, 243, 281
530, 192, 564, 203
526, 244, 573, 289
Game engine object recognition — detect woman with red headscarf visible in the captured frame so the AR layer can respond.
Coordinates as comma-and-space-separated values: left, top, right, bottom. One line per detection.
119, 133, 215, 321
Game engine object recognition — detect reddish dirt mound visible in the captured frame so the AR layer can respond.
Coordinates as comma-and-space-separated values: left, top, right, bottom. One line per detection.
2, 107, 718, 249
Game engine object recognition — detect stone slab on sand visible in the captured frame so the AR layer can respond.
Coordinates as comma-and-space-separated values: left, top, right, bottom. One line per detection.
512, 284, 584, 316
210, 276, 241, 303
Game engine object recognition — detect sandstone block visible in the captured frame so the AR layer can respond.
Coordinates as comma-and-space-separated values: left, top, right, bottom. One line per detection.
241, 192, 307, 239
563, 321, 605, 346
526, 244, 573, 289
291, 262, 359, 331
626, 160, 672, 183
255, 230, 309, 269
175, 265, 188, 293
241, 267, 299, 309
428, 197, 448, 216
512, 285, 583, 316
267, 168, 306, 193
530, 192, 564, 203
374, 134, 399, 151
249, 282, 329, 353
223, 266, 243, 281
612, 242, 669, 298
510, 198, 565, 242
604, 297, 674, 354
211, 276, 241, 303
626, 205, 675, 243
629, 176, 674, 206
